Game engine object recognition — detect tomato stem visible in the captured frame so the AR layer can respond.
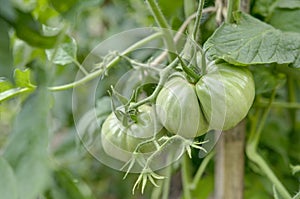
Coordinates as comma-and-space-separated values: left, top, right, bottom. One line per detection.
184, 0, 197, 34
287, 77, 297, 131
246, 90, 292, 199
192, 0, 205, 43
129, 58, 178, 109
73, 59, 89, 76
182, 154, 192, 199
48, 32, 163, 91
226, 0, 240, 23
145, 0, 176, 60
189, 150, 215, 189
161, 155, 173, 199
256, 99, 300, 109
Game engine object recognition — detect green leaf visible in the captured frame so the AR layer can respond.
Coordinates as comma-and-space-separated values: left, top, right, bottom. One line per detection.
276, 0, 300, 9
0, 69, 35, 102
11, 10, 58, 49
0, 19, 13, 78
50, 170, 90, 199
50, 0, 103, 21
14, 68, 35, 88
252, 0, 277, 17
0, 0, 16, 21
46, 37, 77, 65
50, 0, 78, 13
0, 78, 13, 92
0, 157, 18, 199
4, 88, 52, 199
33, 0, 60, 25
204, 12, 300, 68
13, 39, 33, 68
178, 55, 200, 83
251, 66, 286, 94
269, 8, 300, 33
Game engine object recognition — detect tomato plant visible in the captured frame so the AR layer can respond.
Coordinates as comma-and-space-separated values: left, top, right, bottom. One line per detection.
0, 0, 299, 199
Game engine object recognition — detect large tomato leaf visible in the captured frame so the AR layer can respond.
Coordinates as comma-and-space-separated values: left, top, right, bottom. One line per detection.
269, 3, 300, 33
3, 88, 52, 199
45, 37, 77, 65
276, 0, 300, 9
0, 157, 18, 199
204, 12, 300, 68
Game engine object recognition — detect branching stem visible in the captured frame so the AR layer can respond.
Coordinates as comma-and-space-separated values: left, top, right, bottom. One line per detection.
48, 32, 163, 91
246, 91, 292, 199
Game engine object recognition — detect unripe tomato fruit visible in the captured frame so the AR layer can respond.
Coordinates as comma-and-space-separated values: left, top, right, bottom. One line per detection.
155, 76, 208, 138
196, 62, 255, 131
101, 105, 165, 162
156, 62, 255, 138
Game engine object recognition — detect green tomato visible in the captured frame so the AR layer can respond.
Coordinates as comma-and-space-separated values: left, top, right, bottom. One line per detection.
155, 76, 208, 138
101, 105, 165, 162
156, 62, 255, 138
196, 62, 255, 131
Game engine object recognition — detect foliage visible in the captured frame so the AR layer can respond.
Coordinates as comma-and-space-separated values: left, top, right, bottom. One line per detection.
0, 0, 299, 199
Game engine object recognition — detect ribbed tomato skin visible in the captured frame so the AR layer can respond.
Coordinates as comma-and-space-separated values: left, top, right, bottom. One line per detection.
156, 62, 255, 138
156, 76, 208, 138
196, 62, 255, 131
101, 105, 165, 162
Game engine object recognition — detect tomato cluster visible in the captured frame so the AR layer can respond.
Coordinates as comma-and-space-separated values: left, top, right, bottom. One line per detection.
101, 61, 255, 161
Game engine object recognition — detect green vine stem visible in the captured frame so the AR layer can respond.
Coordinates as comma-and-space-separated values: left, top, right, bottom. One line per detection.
48, 32, 163, 91
246, 91, 292, 199
128, 58, 178, 109
293, 191, 300, 199
150, 167, 172, 199
192, 0, 205, 42
256, 99, 300, 109
3, 8, 217, 99
188, 0, 207, 76
182, 154, 192, 199
184, 0, 196, 33
287, 77, 297, 131
190, 150, 215, 189
73, 59, 89, 76
145, 0, 176, 58
161, 155, 173, 199
151, 6, 216, 67
181, 149, 215, 198
0, 88, 33, 102
226, 0, 240, 23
